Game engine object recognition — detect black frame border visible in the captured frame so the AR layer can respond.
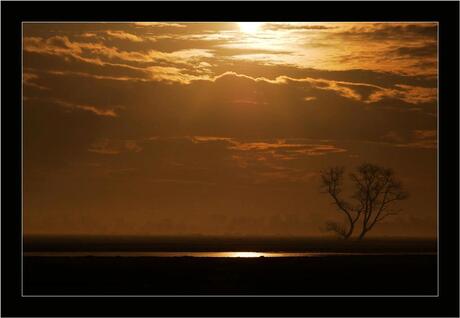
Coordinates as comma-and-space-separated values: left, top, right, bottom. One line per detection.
1, 1, 459, 317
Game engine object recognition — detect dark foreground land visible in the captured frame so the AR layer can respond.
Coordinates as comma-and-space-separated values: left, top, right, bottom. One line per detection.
24, 254, 436, 295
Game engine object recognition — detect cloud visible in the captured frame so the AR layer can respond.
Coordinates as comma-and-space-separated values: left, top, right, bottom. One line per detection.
25, 36, 80, 56
211, 61, 436, 89
211, 72, 435, 105
392, 43, 437, 58
106, 30, 144, 42
23, 66, 437, 152
381, 129, 437, 149
400, 129, 437, 149
24, 35, 213, 66
94, 135, 347, 185
23, 22, 437, 102
189, 136, 233, 143
88, 139, 142, 154
146, 65, 212, 84
26, 96, 120, 117
367, 84, 437, 104
24, 36, 106, 66
73, 105, 118, 117
46, 69, 147, 82
24, 35, 216, 84
213, 72, 435, 105
334, 23, 437, 41
190, 136, 347, 160
54, 99, 119, 117
23, 72, 48, 90
213, 47, 291, 57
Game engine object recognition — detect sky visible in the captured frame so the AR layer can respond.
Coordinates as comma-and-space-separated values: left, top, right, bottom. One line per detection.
23, 22, 437, 238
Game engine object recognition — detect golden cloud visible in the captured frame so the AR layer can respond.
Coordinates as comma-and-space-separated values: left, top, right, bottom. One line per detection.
106, 30, 144, 42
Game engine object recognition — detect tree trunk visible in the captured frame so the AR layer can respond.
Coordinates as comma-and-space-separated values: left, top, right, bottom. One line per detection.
344, 223, 354, 239
357, 228, 367, 240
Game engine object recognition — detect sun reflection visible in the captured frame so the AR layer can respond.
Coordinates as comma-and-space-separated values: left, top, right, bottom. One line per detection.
229, 252, 263, 258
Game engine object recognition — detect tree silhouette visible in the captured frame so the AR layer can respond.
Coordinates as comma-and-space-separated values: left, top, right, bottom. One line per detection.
321, 163, 408, 240
321, 167, 361, 239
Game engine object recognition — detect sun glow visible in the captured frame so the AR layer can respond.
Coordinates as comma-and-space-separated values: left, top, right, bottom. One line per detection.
229, 252, 263, 258
238, 22, 263, 33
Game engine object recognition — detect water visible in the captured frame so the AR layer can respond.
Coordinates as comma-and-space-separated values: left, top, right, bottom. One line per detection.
23, 251, 436, 257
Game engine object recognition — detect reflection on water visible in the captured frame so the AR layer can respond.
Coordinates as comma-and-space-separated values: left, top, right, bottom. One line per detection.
23, 251, 436, 257
24, 251, 313, 257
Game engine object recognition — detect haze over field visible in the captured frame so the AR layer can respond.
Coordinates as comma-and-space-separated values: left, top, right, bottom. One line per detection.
23, 22, 437, 238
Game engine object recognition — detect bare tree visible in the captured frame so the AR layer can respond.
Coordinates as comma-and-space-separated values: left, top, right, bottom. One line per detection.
351, 164, 409, 239
324, 220, 351, 239
321, 167, 361, 239
321, 163, 408, 240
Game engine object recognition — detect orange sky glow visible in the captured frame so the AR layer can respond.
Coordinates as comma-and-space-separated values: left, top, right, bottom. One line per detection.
23, 22, 437, 238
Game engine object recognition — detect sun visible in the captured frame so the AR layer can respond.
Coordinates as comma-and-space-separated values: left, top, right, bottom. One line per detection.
238, 22, 263, 33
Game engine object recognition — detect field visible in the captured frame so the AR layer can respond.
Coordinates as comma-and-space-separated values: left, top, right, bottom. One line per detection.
24, 254, 436, 295
23, 237, 437, 295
